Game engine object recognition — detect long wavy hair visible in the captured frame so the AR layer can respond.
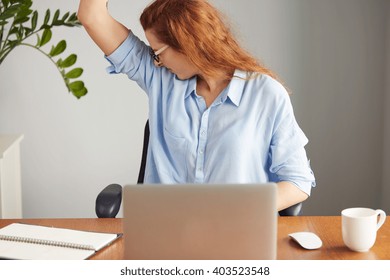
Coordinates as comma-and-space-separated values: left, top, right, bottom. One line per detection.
140, 0, 280, 82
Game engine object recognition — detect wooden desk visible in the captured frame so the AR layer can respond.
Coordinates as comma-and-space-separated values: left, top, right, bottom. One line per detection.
0, 216, 388, 260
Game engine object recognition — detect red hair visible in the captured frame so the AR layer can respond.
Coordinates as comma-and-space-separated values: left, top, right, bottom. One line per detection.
140, 0, 280, 82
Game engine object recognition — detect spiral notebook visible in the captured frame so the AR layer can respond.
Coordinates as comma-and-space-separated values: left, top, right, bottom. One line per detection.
0, 223, 121, 260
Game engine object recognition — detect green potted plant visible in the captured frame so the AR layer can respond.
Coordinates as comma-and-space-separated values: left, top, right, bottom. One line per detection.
0, 0, 87, 98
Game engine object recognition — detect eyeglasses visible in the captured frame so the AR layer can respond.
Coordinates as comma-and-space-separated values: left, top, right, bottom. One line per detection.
149, 45, 169, 65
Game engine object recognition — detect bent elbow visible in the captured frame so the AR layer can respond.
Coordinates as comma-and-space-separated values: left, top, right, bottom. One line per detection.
77, 1, 107, 28
77, 10, 94, 28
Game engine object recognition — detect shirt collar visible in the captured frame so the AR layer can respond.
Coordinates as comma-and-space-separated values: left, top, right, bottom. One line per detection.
226, 69, 247, 107
186, 69, 247, 106
185, 76, 197, 99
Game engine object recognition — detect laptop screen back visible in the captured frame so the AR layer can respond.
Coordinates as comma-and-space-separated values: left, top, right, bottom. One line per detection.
123, 183, 277, 260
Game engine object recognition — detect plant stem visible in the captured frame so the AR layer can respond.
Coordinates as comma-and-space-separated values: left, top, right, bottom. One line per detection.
0, 48, 12, 64
18, 42, 67, 89
1, 27, 41, 62
1, 25, 53, 64
0, 26, 11, 56
0, 26, 3, 52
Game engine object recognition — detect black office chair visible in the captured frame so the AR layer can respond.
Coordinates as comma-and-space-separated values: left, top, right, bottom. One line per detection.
95, 120, 302, 218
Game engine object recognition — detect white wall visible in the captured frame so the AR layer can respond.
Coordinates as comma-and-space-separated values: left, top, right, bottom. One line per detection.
0, 0, 388, 217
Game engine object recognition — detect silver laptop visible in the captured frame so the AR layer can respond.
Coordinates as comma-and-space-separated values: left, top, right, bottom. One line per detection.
123, 183, 277, 260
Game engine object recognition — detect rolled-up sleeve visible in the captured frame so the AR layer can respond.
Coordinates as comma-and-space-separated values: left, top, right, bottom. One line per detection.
105, 31, 158, 93
268, 92, 316, 195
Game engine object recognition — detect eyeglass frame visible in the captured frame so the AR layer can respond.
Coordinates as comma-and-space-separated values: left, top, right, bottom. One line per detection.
149, 45, 169, 64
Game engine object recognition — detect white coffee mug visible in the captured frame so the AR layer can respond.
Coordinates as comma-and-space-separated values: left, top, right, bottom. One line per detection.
341, 207, 386, 252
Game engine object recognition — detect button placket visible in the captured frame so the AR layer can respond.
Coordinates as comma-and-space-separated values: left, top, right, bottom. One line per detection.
194, 109, 210, 182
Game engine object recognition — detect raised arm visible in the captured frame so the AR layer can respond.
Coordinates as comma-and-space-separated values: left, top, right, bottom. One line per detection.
78, 0, 130, 55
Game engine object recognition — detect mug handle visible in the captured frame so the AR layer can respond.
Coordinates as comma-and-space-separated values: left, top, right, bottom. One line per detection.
375, 209, 386, 231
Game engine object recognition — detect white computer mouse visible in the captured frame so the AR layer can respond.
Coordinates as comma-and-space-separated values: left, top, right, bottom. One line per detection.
288, 232, 322, 250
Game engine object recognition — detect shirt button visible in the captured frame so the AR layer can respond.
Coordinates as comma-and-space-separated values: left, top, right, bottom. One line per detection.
199, 150, 204, 154
201, 130, 206, 135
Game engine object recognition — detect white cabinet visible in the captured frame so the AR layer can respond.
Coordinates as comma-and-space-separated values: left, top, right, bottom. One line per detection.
0, 135, 23, 218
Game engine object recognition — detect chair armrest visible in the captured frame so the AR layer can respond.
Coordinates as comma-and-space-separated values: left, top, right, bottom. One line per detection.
95, 184, 122, 218
278, 202, 302, 216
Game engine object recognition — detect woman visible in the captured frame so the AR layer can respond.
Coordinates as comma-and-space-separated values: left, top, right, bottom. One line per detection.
78, 0, 315, 211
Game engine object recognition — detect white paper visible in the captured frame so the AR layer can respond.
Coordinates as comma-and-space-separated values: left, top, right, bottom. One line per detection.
0, 223, 119, 260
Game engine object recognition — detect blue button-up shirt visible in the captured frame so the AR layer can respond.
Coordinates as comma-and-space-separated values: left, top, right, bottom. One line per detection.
106, 32, 316, 195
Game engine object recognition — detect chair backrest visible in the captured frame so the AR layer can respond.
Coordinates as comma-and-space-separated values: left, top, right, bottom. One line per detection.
136, 120, 302, 216
137, 120, 150, 184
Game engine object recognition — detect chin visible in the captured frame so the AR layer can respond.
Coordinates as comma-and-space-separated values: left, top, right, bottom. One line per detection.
175, 73, 194, 81
175, 75, 187, 80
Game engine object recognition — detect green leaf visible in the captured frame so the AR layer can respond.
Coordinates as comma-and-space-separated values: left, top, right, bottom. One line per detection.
9, 26, 18, 34
43, 9, 50, 25
68, 80, 84, 91
13, 15, 29, 24
49, 40, 66, 57
15, 26, 23, 39
24, 27, 32, 36
58, 54, 77, 68
68, 12, 78, 22
52, 9, 59, 24
0, 12, 13, 21
31, 10, 37, 30
15, 7, 32, 20
65, 12, 81, 26
65, 68, 83, 79
39, 28, 51, 47
67, 80, 88, 99
19, 0, 32, 9
61, 12, 69, 22
72, 86, 88, 99
0, 5, 20, 20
